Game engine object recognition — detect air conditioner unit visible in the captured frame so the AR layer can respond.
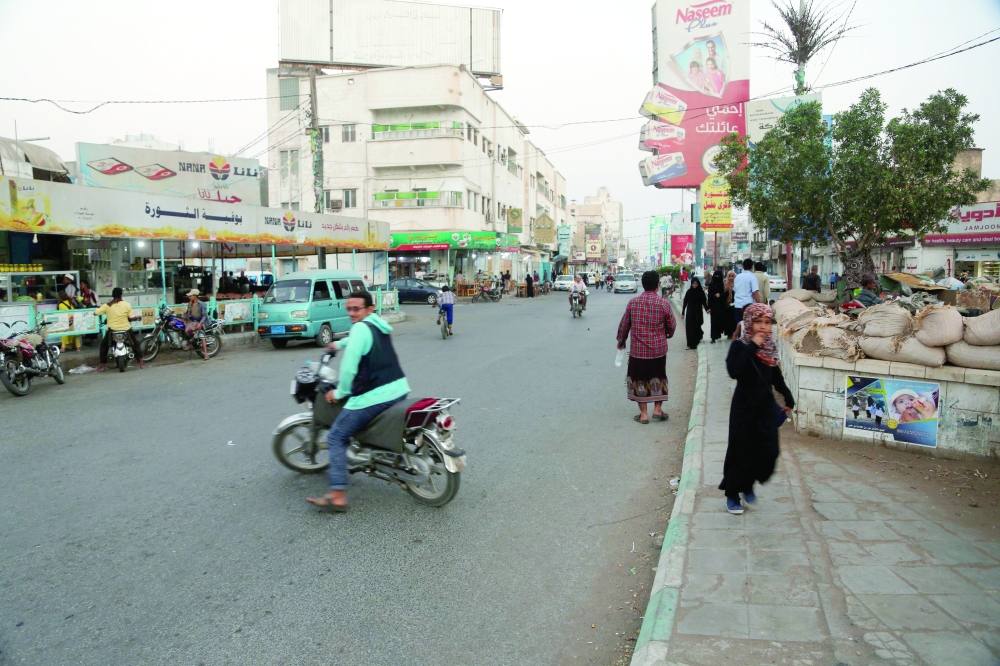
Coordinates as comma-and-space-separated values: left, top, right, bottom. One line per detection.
487, 149, 494, 159
328, 199, 343, 211
485, 212, 494, 223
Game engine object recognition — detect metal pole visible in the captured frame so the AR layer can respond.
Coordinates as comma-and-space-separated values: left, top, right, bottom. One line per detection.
159, 239, 167, 302
351, 248, 356, 270
271, 245, 276, 278
310, 66, 326, 270
210, 242, 216, 298
714, 231, 719, 269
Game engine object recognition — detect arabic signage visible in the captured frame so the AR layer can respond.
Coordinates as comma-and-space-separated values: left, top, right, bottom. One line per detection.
730, 231, 749, 242
507, 208, 523, 234
572, 252, 587, 262
745, 94, 822, 145
923, 201, 1000, 246
670, 234, 694, 264
557, 225, 572, 244
0, 176, 388, 249
700, 175, 733, 231
640, 0, 750, 189
390, 231, 517, 251
77, 143, 262, 206
534, 214, 556, 244
845, 375, 939, 448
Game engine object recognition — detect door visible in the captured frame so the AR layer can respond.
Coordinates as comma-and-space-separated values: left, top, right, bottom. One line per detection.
329, 279, 352, 332
310, 279, 339, 330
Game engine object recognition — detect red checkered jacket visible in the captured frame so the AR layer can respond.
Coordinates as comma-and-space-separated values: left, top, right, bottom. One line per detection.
616, 290, 677, 359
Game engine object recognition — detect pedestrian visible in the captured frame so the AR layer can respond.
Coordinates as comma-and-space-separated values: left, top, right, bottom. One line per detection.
525, 272, 534, 298
78, 279, 99, 308
707, 270, 728, 343
533, 270, 540, 284
724, 270, 738, 339
803, 265, 822, 292
57, 291, 82, 352
617, 271, 677, 424
732, 258, 760, 335
681, 277, 707, 349
829, 271, 838, 291
62, 274, 78, 299
754, 262, 770, 304
720, 303, 794, 514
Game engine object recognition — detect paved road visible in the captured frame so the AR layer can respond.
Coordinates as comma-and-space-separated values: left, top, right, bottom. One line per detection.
0, 288, 692, 666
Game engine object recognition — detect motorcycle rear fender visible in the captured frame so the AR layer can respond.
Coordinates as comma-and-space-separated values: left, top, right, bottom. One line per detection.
418, 429, 466, 474
274, 412, 313, 437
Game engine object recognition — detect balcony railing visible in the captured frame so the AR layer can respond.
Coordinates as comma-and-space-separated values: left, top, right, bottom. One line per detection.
536, 184, 553, 201
507, 161, 523, 177
372, 191, 463, 208
370, 121, 464, 141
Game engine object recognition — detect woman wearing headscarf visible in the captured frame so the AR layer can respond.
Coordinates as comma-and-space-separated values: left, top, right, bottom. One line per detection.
720, 304, 794, 514
680, 276, 708, 350
707, 270, 728, 343
723, 270, 738, 339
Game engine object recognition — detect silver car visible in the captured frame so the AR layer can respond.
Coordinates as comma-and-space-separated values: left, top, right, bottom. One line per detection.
613, 274, 638, 293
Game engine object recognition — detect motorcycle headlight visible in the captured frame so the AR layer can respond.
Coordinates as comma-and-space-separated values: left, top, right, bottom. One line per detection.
290, 310, 309, 319
258, 312, 269, 320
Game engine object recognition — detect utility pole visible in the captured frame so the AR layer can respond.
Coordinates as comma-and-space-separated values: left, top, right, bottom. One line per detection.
310, 67, 326, 269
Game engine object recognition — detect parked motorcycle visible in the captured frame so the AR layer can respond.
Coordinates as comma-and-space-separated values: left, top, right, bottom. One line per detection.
472, 283, 501, 303
571, 292, 585, 318
273, 352, 465, 507
1, 326, 65, 396
140, 304, 223, 362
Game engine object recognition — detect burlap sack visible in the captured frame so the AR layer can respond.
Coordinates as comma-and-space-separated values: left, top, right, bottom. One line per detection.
773, 297, 809, 327
963, 309, 1000, 346
797, 326, 862, 362
946, 340, 1000, 371
858, 302, 914, 337
859, 335, 946, 367
781, 288, 817, 302
914, 304, 964, 347
812, 291, 839, 303
783, 310, 821, 336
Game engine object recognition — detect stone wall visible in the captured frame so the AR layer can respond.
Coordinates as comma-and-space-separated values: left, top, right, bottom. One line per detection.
777, 338, 1000, 461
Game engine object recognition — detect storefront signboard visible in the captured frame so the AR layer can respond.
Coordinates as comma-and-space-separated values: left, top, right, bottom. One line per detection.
670, 234, 694, 264
700, 175, 733, 231
586, 239, 603, 259
923, 201, 1000, 245
534, 214, 556, 244
845, 375, 939, 448
507, 208, 523, 233
77, 143, 262, 206
745, 94, 822, 145
557, 225, 572, 244
0, 176, 388, 249
731, 231, 749, 242
390, 231, 514, 251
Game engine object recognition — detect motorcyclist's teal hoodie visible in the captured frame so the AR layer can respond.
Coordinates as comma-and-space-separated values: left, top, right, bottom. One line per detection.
333, 314, 410, 409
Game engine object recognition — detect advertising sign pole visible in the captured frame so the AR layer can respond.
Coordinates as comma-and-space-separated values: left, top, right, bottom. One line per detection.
692, 199, 702, 271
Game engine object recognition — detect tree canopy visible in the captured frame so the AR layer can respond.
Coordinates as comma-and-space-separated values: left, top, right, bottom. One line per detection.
714, 88, 990, 265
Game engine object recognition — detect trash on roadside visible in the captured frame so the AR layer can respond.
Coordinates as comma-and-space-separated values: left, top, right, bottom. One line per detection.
68, 365, 96, 374
648, 532, 657, 537
630, 567, 637, 575
668, 477, 679, 488
227, 441, 234, 446
630, 542, 636, 553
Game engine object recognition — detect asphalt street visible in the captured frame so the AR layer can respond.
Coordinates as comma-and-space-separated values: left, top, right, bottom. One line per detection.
0, 286, 694, 666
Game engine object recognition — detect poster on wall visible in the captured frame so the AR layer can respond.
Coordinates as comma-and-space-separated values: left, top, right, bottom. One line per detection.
638, 0, 749, 189
670, 234, 694, 264
844, 375, 939, 448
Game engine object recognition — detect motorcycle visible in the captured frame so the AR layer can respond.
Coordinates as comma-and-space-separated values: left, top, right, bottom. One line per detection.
140, 304, 223, 362
571, 291, 585, 318
273, 352, 466, 507
472, 283, 501, 303
1, 326, 65, 396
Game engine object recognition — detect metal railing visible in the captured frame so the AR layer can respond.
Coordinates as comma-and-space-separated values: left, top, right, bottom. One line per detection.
370, 122, 464, 141
373, 191, 463, 208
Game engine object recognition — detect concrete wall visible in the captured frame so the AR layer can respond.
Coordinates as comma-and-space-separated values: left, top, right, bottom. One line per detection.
778, 338, 1000, 461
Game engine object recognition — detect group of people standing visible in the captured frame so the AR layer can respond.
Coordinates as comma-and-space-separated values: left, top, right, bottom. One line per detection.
679, 259, 770, 350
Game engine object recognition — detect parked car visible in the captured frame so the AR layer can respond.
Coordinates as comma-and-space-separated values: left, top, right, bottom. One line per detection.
553, 275, 575, 291
769, 275, 788, 292
613, 273, 639, 293
388, 278, 442, 305
257, 269, 368, 349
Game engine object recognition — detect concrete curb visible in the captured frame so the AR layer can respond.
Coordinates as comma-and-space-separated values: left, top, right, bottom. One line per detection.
630, 343, 708, 666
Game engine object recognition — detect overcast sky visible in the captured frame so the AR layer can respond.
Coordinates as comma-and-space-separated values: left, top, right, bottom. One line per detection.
2, 0, 999, 248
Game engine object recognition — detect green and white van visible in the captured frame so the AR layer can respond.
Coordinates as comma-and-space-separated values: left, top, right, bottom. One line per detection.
256, 269, 368, 349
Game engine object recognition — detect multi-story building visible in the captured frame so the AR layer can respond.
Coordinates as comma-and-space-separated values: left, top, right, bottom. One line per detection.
568, 187, 624, 271
265, 64, 566, 282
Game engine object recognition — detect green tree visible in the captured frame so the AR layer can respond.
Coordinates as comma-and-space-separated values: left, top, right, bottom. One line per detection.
714, 88, 990, 289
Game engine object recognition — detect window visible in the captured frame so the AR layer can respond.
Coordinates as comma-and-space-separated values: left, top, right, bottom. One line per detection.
321, 126, 330, 143
332, 280, 351, 300
290, 202, 300, 211
349, 279, 367, 292
312, 280, 331, 301
343, 189, 357, 208
414, 187, 426, 207
279, 78, 299, 110
530, 175, 536, 187
467, 125, 475, 142
467, 190, 473, 209
342, 124, 356, 142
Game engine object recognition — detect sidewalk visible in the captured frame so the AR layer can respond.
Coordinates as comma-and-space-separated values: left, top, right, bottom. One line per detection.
634, 341, 1000, 666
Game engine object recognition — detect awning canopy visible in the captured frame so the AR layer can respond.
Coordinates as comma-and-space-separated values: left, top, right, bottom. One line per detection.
0, 136, 68, 174
552, 254, 567, 262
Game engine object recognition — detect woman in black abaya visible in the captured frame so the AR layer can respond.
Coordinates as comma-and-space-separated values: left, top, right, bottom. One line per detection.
707, 270, 728, 343
681, 276, 707, 349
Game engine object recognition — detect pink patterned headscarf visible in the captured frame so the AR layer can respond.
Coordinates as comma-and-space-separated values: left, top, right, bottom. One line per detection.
739, 303, 778, 367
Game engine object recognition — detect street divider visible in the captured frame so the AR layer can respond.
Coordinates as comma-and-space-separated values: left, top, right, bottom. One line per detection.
631, 343, 707, 666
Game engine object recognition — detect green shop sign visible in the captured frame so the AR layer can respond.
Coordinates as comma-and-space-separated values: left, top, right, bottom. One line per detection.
391, 231, 519, 251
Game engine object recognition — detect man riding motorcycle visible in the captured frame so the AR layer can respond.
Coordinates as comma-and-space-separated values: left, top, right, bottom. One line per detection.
94, 287, 146, 371
307, 290, 411, 513
568, 274, 588, 311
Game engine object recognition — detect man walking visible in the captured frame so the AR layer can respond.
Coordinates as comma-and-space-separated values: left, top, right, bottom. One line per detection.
754, 262, 770, 304
732, 258, 760, 335
803, 265, 822, 292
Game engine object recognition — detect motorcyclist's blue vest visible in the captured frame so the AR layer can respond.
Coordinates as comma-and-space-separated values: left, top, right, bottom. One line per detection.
351, 322, 405, 397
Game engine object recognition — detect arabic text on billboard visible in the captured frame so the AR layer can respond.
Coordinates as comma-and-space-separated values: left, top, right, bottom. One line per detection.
639, 0, 749, 189
923, 201, 1000, 246
507, 208, 523, 234
534, 214, 556, 244
77, 143, 262, 206
701, 175, 733, 231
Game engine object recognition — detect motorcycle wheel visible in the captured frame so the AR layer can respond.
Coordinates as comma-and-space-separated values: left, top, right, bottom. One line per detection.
404, 435, 460, 507
140, 337, 160, 362
117, 356, 127, 373
1, 359, 30, 397
273, 421, 330, 473
204, 333, 222, 358
52, 361, 65, 385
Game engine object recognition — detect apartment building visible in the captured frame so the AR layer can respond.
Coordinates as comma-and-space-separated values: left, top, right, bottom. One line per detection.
568, 187, 625, 270
265, 64, 566, 281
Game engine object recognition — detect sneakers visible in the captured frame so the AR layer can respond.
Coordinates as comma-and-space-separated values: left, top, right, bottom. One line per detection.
726, 497, 744, 514
742, 491, 757, 505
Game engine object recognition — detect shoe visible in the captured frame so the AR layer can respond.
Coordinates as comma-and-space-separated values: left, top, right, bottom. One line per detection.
726, 498, 744, 514
436, 317, 441, 325
710, 339, 717, 344
742, 491, 756, 505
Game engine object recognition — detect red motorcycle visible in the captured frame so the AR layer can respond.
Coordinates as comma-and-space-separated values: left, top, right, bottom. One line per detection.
1, 326, 65, 397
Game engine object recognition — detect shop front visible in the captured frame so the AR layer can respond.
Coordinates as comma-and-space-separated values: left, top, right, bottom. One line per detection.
918, 200, 1000, 279
390, 231, 519, 282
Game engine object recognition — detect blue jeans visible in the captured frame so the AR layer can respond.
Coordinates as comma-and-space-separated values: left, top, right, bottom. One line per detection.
325, 396, 406, 490
438, 303, 453, 324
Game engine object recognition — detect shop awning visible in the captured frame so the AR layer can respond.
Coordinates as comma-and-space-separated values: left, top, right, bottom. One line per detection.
0, 137, 68, 174
552, 255, 567, 262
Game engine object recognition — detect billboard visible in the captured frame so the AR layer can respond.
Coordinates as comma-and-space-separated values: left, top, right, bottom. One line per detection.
77, 143, 261, 205
557, 225, 572, 244
923, 201, 1000, 246
640, 0, 749, 189
280, 0, 502, 78
534, 214, 556, 244
745, 94, 822, 145
507, 208, 523, 233
670, 234, 694, 264
391, 231, 515, 251
0, 176, 387, 249
700, 175, 732, 231
586, 239, 603, 259
845, 375, 939, 448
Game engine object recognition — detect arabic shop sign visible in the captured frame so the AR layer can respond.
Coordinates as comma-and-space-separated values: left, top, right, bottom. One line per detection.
923, 200, 1000, 246
76, 142, 262, 206
700, 176, 733, 231
0, 176, 388, 250
507, 208, 523, 233
391, 231, 515, 251
745, 94, 822, 145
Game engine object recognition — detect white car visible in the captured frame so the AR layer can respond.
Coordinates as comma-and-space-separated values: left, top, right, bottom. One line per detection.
553, 275, 575, 291
769, 275, 788, 292
614, 274, 639, 293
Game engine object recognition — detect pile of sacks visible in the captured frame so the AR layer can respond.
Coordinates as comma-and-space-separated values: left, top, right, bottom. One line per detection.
773, 292, 1000, 370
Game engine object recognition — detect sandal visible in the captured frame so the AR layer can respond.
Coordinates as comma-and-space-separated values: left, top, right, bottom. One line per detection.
651, 413, 669, 421
633, 415, 649, 425
306, 494, 348, 513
